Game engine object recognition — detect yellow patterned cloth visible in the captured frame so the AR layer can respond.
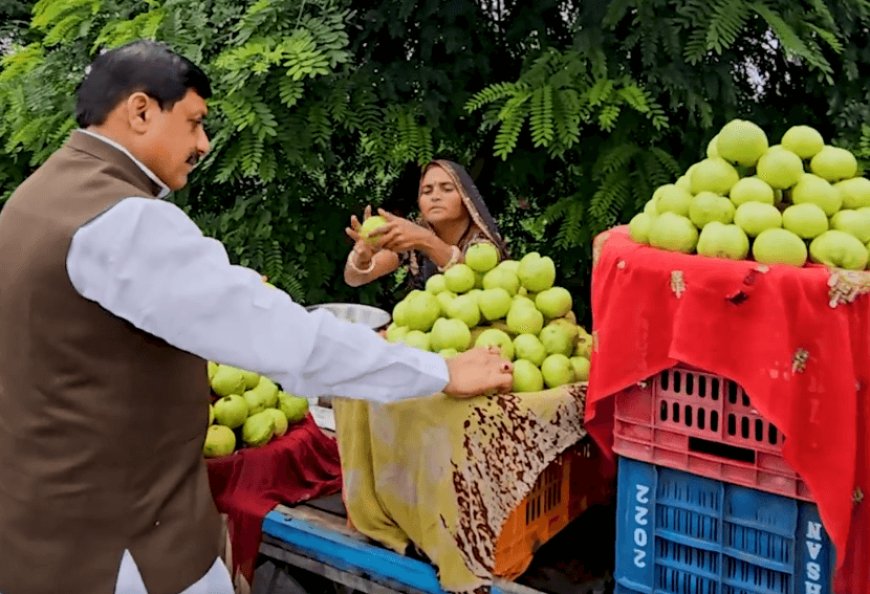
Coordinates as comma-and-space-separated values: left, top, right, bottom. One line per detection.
333, 384, 587, 593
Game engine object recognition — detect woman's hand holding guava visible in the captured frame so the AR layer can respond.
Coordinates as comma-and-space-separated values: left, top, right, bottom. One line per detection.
371, 209, 434, 253
345, 205, 379, 265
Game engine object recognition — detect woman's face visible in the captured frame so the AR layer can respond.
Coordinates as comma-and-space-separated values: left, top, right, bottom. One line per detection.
418, 165, 468, 226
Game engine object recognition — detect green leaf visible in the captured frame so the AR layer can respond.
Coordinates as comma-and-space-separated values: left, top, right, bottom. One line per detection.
751, 2, 832, 78
529, 86, 554, 148
598, 105, 621, 131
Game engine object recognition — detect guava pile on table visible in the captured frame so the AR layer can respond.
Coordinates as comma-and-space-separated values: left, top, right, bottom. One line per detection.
203, 363, 310, 458
382, 241, 592, 393
629, 119, 870, 269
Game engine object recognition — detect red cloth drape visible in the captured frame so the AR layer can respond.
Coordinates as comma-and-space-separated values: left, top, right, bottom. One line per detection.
585, 226, 869, 593
206, 414, 342, 580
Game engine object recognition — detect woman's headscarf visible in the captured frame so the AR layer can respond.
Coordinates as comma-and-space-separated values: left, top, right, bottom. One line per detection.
421, 160, 509, 257
406, 160, 509, 287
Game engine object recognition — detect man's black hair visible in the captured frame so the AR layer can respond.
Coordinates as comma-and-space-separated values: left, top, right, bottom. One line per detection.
75, 40, 212, 128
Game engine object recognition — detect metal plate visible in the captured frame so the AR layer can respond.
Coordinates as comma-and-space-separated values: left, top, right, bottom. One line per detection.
305, 303, 391, 330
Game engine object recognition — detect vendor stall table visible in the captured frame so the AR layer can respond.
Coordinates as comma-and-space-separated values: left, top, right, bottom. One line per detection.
209, 399, 612, 594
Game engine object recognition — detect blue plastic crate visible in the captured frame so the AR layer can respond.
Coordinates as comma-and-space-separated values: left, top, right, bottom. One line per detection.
614, 457, 834, 594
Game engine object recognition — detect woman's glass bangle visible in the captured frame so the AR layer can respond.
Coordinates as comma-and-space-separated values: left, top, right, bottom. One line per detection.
437, 245, 463, 272
347, 250, 376, 274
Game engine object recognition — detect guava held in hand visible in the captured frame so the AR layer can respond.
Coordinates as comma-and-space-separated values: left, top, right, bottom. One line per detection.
359, 215, 388, 245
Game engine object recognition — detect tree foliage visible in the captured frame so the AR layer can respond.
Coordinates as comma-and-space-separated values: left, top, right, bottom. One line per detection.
1, 0, 867, 320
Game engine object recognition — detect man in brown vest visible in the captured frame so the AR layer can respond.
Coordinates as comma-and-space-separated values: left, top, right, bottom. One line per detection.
0, 40, 513, 594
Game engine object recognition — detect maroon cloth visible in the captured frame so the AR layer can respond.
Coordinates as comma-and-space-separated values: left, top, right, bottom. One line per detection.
207, 415, 342, 580
585, 226, 869, 594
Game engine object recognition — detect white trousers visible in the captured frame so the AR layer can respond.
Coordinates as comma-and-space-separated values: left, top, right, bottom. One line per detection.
114, 549, 235, 594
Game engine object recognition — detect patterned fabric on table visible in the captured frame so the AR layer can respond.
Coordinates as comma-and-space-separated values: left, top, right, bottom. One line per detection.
333, 384, 587, 593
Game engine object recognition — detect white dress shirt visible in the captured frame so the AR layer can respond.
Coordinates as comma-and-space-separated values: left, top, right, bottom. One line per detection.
62, 130, 450, 593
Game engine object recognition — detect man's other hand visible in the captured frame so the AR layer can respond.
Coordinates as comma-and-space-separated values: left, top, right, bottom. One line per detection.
443, 346, 513, 398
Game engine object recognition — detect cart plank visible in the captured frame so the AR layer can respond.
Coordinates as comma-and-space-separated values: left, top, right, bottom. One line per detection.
261, 504, 544, 594
258, 541, 404, 594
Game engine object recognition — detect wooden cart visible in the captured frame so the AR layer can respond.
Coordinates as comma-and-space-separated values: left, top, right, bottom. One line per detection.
254, 499, 611, 594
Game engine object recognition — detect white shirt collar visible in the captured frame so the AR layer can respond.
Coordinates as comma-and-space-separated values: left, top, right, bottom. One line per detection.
76, 129, 171, 199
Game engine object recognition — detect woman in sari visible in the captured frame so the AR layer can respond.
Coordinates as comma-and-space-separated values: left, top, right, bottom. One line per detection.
344, 160, 508, 289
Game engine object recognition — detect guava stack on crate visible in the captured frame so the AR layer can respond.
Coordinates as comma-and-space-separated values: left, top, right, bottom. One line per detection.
584, 120, 870, 594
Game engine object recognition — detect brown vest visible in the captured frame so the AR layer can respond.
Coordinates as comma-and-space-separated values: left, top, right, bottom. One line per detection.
0, 131, 222, 594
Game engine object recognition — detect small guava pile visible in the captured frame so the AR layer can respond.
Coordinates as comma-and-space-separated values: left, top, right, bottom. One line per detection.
629, 119, 870, 270
385, 242, 592, 393
203, 362, 310, 458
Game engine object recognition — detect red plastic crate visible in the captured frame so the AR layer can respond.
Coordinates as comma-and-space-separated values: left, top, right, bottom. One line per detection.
613, 365, 812, 501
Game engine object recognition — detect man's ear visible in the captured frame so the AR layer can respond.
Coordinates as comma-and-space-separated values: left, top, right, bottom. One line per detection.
126, 92, 153, 134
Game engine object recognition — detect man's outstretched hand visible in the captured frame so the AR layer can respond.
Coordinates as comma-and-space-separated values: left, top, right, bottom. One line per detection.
443, 346, 513, 398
